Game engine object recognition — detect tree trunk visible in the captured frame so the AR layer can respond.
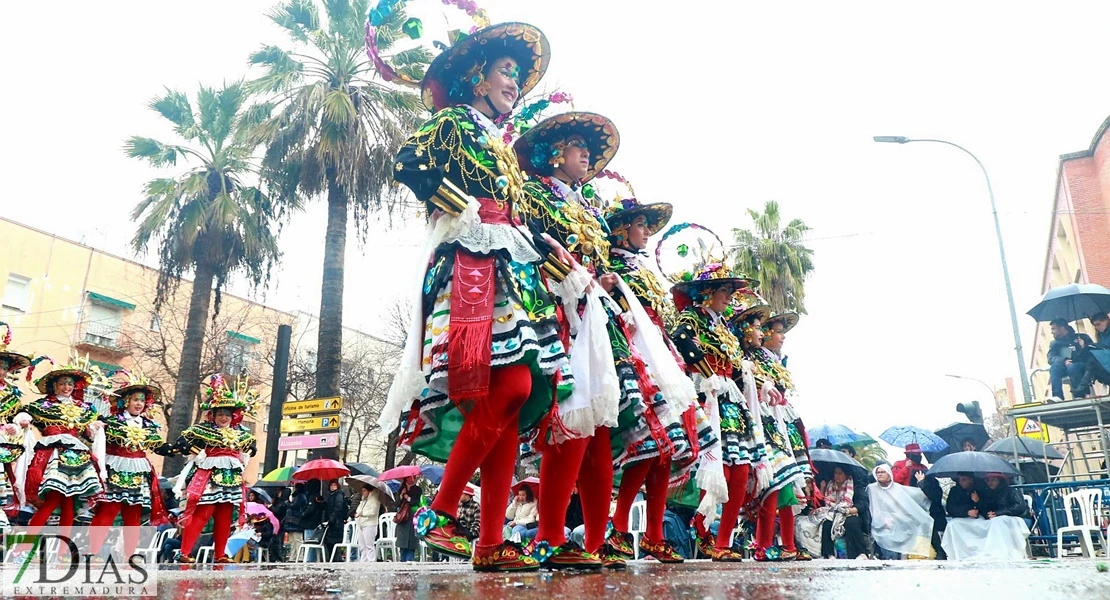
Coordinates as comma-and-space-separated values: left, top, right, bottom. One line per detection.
162, 262, 216, 476
312, 171, 346, 459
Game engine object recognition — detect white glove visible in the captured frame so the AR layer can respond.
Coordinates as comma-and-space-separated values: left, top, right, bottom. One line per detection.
13, 413, 32, 429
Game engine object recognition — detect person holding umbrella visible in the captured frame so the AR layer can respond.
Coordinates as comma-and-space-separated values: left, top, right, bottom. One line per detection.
168, 375, 257, 564
892, 444, 929, 487
354, 483, 382, 562
1047, 319, 1094, 400
396, 476, 423, 562
323, 479, 348, 561
941, 472, 1030, 561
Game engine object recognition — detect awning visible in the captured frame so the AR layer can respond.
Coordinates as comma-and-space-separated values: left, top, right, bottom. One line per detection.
87, 292, 135, 311
227, 330, 261, 345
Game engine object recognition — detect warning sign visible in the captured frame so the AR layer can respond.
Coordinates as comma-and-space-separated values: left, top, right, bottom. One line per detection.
1015, 417, 1050, 442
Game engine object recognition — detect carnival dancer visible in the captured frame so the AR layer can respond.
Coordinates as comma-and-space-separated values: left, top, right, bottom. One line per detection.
761, 311, 813, 561
513, 113, 690, 568
170, 375, 257, 564
731, 291, 809, 561
12, 356, 105, 532
661, 224, 759, 562
602, 194, 719, 563
88, 373, 171, 557
377, 23, 574, 572
0, 323, 31, 514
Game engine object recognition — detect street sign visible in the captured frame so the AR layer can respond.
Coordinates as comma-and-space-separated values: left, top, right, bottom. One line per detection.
283, 397, 343, 416
1016, 417, 1050, 442
279, 415, 341, 434
278, 433, 339, 451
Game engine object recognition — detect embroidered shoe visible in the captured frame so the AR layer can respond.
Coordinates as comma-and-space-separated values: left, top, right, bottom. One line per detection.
175, 553, 195, 565
600, 552, 627, 570
778, 549, 798, 561
472, 542, 541, 572
604, 529, 636, 560
544, 541, 603, 570
416, 509, 473, 559
710, 547, 745, 562
639, 538, 684, 563
694, 531, 716, 559
794, 549, 813, 562
214, 556, 234, 564
751, 546, 780, 562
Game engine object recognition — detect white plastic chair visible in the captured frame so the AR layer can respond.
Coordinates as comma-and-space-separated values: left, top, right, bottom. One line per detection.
628, 500, 647, 558
375, 513, 398, 561
330, 521, 360, 562
295, 525, 328, 563
195, 545, 215, 565
138, 529, 171, 565
1057, 489, 1107, 558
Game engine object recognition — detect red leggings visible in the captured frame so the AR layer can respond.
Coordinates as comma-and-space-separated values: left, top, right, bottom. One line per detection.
612, 454, 672, 544
777, 505, 797, 552
28, 491, 76, 532
536, 427, 613, 552
89, 501, 144, 556
755, 490, 780, 549
429, 365, 532, 550
716, 464, 752, 550
179, 502, 234, 560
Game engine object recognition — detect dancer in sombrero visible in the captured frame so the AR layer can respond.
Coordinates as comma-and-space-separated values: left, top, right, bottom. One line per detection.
731, 290, 810, 561
170, 375, 257, 564
0, 323, 31, 514
600, 192, 718, 563
88, 372, 172, 557
13, 355, 105, 532
378, 22, 574, 572
513, 113, 690, 568
662, 224, 760, 562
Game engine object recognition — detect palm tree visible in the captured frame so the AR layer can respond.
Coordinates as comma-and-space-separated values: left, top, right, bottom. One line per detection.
249, 0, 428, 438
856, 442, 889, 471
127, 82, 282, 473
731, 200, 815, 314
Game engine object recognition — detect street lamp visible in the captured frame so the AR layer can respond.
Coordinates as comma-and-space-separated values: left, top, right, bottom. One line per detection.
876, 136, 1033, 404
944, 373, 996, 401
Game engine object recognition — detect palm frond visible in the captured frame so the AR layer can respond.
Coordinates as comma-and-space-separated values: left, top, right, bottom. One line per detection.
267, 0, 320, 42
149, 89, 196, 137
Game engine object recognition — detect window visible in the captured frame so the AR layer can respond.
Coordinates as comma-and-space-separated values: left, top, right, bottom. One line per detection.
225, 340, 251, 376
150, 313, 162, 332
84, 302, 122, 348
2, 275, 30, 311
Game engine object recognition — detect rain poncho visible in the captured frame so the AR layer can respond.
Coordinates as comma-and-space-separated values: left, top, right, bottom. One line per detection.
867, 464, 934, 557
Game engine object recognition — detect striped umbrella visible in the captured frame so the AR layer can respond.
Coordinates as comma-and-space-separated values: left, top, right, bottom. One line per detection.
260, 466, 298, 482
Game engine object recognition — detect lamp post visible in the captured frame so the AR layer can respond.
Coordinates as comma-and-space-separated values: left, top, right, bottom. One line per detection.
944, 373, 997, 402
875, 136, 1032, 404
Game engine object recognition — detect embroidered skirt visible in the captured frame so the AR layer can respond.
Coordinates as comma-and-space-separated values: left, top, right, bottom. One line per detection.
36, 443, 101, 499
101, 454, 154, 507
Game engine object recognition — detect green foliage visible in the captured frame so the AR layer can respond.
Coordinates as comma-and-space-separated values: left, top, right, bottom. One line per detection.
731, 200, 815, 314
856, 441, 888, 471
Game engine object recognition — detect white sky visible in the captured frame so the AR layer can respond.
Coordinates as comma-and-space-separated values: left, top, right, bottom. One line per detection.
4, 0, 1109, 441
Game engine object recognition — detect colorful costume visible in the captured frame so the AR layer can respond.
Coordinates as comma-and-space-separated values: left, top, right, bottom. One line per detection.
89, 373, 171, 556
661, 224, 760, 562
378, 22, 567, 572
0, 323, 30, 514
15, 357, 105, 530
602, 195, 714, 563
171, 375, 257, 564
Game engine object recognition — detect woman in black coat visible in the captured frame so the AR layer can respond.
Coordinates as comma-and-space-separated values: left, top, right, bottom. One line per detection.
980, 474, 1029, 519
945, 473, 983, 519
914, 472, 948, 559
323, 480, 349, 561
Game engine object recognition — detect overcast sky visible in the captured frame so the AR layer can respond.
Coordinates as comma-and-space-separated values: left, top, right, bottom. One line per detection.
5, 1, 1109, 442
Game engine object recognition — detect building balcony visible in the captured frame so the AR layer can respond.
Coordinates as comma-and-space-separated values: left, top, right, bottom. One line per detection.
75, 320, 132, 358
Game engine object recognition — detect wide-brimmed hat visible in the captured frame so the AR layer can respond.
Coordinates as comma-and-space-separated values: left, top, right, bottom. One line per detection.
729, 289, 772, 328
421, 22, 550, 112
657, 223, 754, 311
112, 371, 162, 415
603, 197, 674, 239
513, 112, 619, 183
33, 355, 92, 394
764, 311, 800, 333
201, 374, 258, 419
0, 323, 30, 373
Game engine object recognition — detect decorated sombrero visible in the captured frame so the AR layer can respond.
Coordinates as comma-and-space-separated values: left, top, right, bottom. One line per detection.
111, 370, 162, 415
0, 323, 30, 372
420, 22, 550, 112
33, 354, 93, 394
604, 197, 674, 239
764, 311, 800, 333
656, 223, 755, 311
201, 374, 259, 417
729, 288, 772, 328
513, 111, 619, 183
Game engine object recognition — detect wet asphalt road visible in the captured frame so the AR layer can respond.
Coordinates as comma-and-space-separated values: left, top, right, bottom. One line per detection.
156, 559, 1110, 599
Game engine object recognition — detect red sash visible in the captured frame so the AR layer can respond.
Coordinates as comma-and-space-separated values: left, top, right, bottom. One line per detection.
179, 447, 247, 529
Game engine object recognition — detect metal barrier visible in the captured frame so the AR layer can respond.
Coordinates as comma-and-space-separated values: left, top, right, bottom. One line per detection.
1016, 479, 1110, 556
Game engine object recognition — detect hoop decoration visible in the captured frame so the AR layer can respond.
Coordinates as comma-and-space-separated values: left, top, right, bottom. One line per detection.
655, 222, 728, 282
365, 0, 491, 87
501, 91, 575, 145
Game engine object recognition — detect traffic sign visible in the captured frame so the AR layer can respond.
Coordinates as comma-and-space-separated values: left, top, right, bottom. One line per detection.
283, 397, 343, 416
1016, 417, 1049, 442
278, 433, 339, 451
279, 415, 341, 434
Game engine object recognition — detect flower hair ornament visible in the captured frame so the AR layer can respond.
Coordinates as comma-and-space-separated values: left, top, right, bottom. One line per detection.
365, 0, 490, 87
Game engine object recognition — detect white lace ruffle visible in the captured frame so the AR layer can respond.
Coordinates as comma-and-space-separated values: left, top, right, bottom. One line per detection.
557, 286, 620, 442
692, 376, 729, 517
195, 454, 245, 471
106, 454, 152, 473
36, 433, 89, 452
444, 221, 542, 264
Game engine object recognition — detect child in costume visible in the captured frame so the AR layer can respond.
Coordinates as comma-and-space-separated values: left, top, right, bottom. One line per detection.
170, 375, 257, 564
0, 323, 31, 514
88, 373, 172, 556
13, 356, 106, 531
378, 22, 573, 572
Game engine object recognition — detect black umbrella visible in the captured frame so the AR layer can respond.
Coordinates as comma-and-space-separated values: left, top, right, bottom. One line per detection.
1027, 283, 1110, 323
927, 422, 991, 462
809, 448, 868, 481
345, 463, 380, 477
248, 487, 272, 504
927, 451, 1020, 478
983, 435, 1064, 460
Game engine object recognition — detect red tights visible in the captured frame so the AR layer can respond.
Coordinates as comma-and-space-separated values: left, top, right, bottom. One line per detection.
429, 365, 532, 550
89, 502, 144, 556
755, 490, 780, 549
612, 455, 672, 544
536, 426, 613, 552
28, 491, 76, 532
777, 505, 796, 552
180, 502, 234, 560
716, 464, 751, 550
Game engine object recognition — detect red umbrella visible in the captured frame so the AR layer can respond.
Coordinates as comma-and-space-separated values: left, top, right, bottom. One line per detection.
291, 458, 350, 482
512, 477, 540, 499
379, 465, 422, 481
